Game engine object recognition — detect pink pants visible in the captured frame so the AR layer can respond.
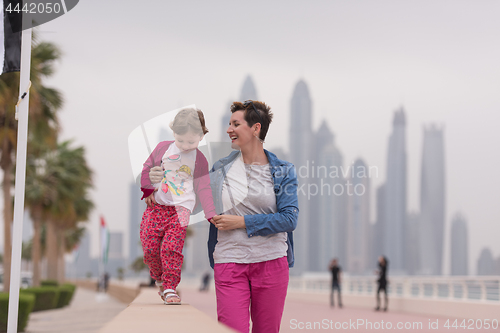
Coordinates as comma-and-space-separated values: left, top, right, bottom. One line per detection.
214, 257, 289, 333
140, 204, 190, 290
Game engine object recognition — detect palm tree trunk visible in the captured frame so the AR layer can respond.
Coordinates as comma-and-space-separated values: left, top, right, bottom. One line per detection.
2, 141, 13, 292
46, 221, 58, 280
57, 228, 66, 283
31, 207, 42, 286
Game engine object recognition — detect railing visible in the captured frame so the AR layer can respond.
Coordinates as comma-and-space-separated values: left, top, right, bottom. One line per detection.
288, 275, 500, 303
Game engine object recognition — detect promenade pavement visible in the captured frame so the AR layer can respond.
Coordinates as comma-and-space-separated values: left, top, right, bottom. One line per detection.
179, 286, 495, 333
25, 287, 127, 333
23, 281, 497, 333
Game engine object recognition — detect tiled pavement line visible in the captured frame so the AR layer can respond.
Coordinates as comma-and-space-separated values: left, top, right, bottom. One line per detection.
25, 287, 128, 333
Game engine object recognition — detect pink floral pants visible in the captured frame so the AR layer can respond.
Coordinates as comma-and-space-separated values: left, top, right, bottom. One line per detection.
140, 203, 190, 290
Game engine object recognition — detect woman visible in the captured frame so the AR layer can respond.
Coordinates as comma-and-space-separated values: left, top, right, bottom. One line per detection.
209, 100, 299, 333
375, 256, 388, 311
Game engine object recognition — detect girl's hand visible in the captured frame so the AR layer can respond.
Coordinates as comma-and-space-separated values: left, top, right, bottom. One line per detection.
145, 192, 158, 208
149, 166, 163, 184
212, 214, 245, 230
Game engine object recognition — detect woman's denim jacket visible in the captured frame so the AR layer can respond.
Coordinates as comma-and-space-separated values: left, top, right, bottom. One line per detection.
208, 149, 299, 269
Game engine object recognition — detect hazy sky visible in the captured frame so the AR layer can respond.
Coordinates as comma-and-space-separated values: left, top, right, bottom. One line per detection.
5, 0, 499, 274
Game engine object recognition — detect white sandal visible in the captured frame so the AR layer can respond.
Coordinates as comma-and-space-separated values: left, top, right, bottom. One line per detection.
163, 289, 181, 305
155, 280, 165, 301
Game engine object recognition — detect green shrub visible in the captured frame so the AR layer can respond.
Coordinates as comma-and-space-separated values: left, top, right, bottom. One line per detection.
40, 280, 58, 287
55, 286, 73, 308
60, 284, 77, 306
20, 287, 60, 312
0, 292, 35, 332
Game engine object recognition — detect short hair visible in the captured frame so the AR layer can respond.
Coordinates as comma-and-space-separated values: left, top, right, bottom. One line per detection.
230, 100, 273, 141
170, 108, 209, 136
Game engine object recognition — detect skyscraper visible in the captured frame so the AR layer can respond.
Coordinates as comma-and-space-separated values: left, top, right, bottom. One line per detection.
220, 101, 233, 143
183, 222, 212, 275
477, 248, 495, 275
308, 121, 333, 271
371, 184, 386, 270
405, 212, 420, 275
419, 124, 445, 275
384, 107, 407, 273
347, 158, 370, 274
289, 79, 313, 273
315, 122, 346, 271
109, 232, 124, 260
239, 75, 258, 101
72, 231, 92, 278
450, 213, 468, 275
220, 75, 258, 142
129, 183, 145, 265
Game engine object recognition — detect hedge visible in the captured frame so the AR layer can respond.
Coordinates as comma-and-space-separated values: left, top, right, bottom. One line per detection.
60, 284, 77, 306
0, 292, 35, 332
20, 287, 60, 312
55, 286, 73, 308
40, 280, 58, 287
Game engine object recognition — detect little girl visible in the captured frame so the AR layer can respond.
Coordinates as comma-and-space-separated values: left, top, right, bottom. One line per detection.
140, 108, 215, 304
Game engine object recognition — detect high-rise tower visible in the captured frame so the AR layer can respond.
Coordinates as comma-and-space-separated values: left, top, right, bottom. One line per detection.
129, 183, 146, 266
477, 248, 495, 275
239, 75, 258, 101
419, 124, 445, 275
450, 213, 468, 275
220, 75, 258, 141
371, 184, 386, 270
347, 158, 370, 274
289, 79, 313, 273
384, 107, 407, 273
315, 122, 346, 271
405, 212, 420, 275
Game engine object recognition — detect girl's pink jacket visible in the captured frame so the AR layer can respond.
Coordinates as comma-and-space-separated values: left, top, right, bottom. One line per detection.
140, 140, 216, 221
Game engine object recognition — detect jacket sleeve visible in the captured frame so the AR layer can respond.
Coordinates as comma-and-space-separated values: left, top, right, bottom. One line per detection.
244, 164, 299, 237
194, 152, 216, 221
140, 142, 166, 200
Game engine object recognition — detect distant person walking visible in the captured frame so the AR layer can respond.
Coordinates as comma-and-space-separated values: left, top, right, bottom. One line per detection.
199, 272, 211, 292
375, 256, 388, 311
329, 258, 342, 308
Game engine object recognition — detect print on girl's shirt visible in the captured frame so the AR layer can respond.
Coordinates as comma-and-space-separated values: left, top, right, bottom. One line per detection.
161, 154, 193, 196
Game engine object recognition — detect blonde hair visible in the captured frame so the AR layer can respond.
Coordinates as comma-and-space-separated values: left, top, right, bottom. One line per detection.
170, 108, 209, 136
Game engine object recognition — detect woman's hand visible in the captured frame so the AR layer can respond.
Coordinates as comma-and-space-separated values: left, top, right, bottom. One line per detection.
149, 166, 163, 184
212, 215, 245, 231
145, 191, 158, 208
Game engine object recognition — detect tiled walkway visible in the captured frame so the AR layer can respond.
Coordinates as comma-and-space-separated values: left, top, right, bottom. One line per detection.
179, 286, 498, 333
23, 283, 499, 333
25, 288, 127, 333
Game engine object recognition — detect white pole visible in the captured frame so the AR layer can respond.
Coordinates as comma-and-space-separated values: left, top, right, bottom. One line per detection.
7, 27, 32, 333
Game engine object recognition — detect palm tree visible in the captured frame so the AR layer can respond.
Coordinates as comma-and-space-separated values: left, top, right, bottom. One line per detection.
0, 36, 62, 291
43, 141, 93, 281
0, 71, 19, 292
25, 155, 56, 286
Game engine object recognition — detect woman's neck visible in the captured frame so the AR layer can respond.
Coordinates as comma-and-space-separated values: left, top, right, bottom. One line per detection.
240, 143, 268, 165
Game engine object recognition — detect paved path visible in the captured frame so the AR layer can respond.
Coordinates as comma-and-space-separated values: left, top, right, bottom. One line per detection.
23, 283, 498, 333
179, 286, 497, 332
25, 287, 127, 333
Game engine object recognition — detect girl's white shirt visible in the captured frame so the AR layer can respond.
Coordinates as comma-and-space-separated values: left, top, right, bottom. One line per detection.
154, 143, 197, 212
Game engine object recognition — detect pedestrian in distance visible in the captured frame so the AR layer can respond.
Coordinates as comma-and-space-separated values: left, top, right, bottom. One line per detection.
375, 255, 389, 311
328, 258, 343, 308
199, 272, 211, 292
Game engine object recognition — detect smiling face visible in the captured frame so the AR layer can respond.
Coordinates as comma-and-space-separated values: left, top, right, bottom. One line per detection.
227, 110, 259, 149
173, 130, 203, 152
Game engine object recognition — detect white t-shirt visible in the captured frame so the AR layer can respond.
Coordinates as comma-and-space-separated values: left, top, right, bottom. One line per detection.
154, 143, 197, 212
213, 153, 287, 264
